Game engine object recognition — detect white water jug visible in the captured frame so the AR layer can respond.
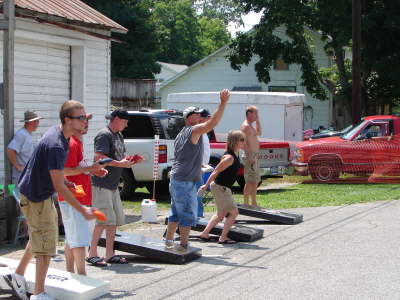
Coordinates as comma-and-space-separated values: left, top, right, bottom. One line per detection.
141, 199, 158, 222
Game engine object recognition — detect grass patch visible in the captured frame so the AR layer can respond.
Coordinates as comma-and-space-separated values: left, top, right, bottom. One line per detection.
123, 176, 400, 212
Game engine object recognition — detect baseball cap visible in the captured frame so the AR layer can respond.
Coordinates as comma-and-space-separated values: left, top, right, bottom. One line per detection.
105, 108, 129, 120
183, 106, 202, 120
200, 109, 211, 118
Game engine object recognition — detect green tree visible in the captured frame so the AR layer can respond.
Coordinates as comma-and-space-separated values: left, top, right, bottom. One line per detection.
194, 0, 245, 25
198, 16, 231, 57
82, 0, 160, 78
150, 0, 202, 65
229, 0, 400, 116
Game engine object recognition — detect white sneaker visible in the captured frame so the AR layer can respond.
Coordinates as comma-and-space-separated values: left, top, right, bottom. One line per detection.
174, 243, 188, 253
30, 292, 54, 300
164, 240, 174, 249
3, 273, 29, 300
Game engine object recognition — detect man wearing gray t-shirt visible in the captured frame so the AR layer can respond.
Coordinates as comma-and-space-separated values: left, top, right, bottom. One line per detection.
165, 89, 230, 251
88, 109, 143, 265
7, 110, 43, 183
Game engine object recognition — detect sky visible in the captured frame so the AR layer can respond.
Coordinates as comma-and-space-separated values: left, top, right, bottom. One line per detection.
228, 11, 263, 37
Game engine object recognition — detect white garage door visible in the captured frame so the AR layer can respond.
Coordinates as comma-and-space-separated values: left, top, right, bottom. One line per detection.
14, 38, 71, 140
0, 38, 70, 180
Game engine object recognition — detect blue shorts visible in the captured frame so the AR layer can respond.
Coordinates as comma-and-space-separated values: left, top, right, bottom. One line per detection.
59, 201, 91, 248
168, 178, 198, 227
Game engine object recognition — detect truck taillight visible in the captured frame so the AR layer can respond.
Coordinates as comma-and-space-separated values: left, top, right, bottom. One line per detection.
158, 145, 167, 163
296, 149, 304, 162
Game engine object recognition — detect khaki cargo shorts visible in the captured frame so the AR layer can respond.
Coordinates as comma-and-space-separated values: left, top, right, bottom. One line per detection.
243, 153, 261, 183
210, 182, 237, 212
20, 194, 58, 257
92, 186, 125, 226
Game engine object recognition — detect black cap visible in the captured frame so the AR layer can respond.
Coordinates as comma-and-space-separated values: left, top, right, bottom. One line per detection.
200, 109, 211, 118
106, 109, 129, 120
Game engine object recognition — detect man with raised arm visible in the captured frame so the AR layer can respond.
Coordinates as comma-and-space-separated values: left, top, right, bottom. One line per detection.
165, 89, 230, 252
240, 105, 262, 207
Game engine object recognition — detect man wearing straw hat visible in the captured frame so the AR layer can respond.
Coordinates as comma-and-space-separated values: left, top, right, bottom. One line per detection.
6, 110, 43, 183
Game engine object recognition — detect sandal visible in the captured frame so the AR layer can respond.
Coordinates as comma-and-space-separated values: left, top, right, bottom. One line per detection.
218, 239, 237, 244
106, 255, 128, 264
86, 256, 108, 267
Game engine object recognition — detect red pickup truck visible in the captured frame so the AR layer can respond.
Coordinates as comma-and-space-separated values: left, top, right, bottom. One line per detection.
208, 131, 291, 189
292, 115, 400, 181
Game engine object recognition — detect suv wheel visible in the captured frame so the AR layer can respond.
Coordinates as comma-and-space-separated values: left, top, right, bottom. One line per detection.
145, 181, 170, 196
119, 169, 138, 200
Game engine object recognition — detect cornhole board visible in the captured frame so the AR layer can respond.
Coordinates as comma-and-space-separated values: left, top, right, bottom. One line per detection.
98, 231, 202, 264
0, 256, 109, 300
237, 204, 303, 225
191, 218, 264, 242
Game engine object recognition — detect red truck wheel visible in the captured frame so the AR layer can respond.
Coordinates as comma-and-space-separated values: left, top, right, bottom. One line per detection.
309, 161, 340, 181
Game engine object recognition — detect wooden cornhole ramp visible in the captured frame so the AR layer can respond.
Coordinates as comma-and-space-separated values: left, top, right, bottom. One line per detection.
191, 218, 264, 242
98, 231, 202, 264
237, 204, 303, 225
0, 256, 109, 300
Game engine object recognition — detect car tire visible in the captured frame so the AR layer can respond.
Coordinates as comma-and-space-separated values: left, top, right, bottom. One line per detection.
119, 169, 138, 200
309, 161, 340, 181
145, 181, 170, 196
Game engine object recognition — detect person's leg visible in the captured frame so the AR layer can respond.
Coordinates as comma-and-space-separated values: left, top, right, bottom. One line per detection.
72, 247, 87, 275
104, 225, 116, 261
249, 182, 258, 206
64, 244, 75, 273
177, 226, 191, 246
219, 208, 239, 242
88, 225, 105, 258
15, 241, 32, 275
166, 221, 178, 241
34, 255, 50, 295
243, 183, 250, 206
199, 214, 222, 239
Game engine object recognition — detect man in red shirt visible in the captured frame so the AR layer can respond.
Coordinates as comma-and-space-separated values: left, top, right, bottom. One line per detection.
59, 117, 107, 274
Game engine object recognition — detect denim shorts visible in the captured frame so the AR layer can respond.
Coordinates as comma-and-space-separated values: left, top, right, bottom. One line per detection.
168, 178, 198, 227
59, 201, 91, 248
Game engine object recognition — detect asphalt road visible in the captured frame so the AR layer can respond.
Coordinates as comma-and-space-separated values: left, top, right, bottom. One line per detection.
2, 200, 400, 299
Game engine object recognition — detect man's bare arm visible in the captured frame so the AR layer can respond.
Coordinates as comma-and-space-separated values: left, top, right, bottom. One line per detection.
64, 161, 104, 176
6, 148, 24, 171
50, 169, 95, 220
94, 152, 135, 168
192, 89, 230, 143
255, 110, 262, 136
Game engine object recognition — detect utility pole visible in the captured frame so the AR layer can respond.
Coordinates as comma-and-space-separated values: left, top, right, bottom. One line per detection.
1, 0, 15, 240
352, 0, 361, 124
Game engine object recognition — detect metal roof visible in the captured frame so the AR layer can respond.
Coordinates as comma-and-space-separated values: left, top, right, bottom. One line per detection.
1, 0, 127, 33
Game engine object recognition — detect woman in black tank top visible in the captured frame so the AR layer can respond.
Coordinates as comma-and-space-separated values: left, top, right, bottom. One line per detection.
198, 130, 246, 244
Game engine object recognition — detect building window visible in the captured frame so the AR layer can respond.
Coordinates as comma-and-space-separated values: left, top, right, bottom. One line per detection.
268, 86, 296, 92
273, 58, 289, 70
231, 86, 262, 91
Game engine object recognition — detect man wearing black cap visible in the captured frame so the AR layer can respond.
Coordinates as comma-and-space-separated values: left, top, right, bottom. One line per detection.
165, 89, 230, 252
88, 109, 143, 265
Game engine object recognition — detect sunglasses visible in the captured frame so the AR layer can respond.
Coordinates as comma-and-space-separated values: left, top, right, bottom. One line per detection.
68, 114, 92, 121
68, 115, 91, 121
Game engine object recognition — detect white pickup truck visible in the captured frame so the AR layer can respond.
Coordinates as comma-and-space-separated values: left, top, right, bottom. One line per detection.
120, 109, 184, 200
120, 109, 291, 199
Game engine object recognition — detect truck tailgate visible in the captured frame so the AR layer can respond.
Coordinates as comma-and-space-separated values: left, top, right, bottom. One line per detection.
258, 142, 289, 168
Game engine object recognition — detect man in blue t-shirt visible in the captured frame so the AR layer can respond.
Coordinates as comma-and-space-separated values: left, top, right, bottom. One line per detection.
3, 101, 96, 300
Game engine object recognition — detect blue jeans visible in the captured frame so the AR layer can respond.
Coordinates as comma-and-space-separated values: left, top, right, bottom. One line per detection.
168, 178, 198, 227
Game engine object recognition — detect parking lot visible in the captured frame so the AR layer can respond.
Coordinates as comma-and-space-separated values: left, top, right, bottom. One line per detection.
2, 199, 400, 299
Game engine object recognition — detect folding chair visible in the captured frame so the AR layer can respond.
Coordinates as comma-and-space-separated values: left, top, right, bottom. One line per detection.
13, 188, 28, 246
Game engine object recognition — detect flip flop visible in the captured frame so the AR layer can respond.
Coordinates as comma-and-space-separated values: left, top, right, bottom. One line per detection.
218, 239, 237, 244
86, 256, 108, 267
198, 236, 211, 242
106, 255, 128, 264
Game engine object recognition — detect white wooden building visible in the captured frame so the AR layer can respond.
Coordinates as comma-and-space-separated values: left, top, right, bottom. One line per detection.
0, 0, 127, 182
159, 28, 333, 131
155, 61, 188, 91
